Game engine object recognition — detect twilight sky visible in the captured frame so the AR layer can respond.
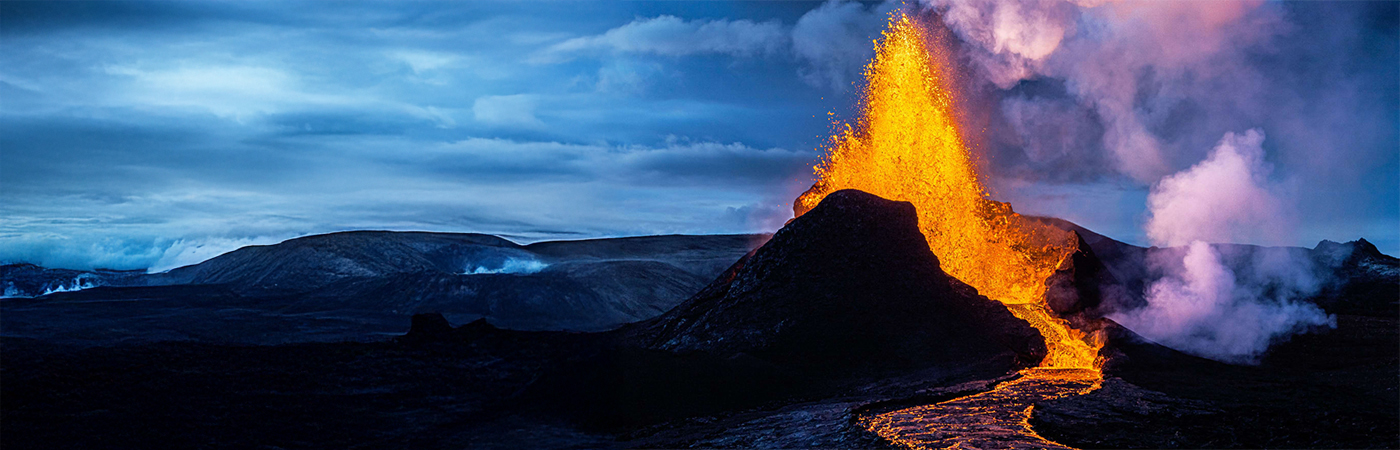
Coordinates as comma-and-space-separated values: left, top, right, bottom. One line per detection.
1, 1, 1396, 271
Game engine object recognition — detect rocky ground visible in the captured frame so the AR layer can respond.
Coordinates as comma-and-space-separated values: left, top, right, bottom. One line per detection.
6, 313, 1392, 449
1031, 314, 1399, 449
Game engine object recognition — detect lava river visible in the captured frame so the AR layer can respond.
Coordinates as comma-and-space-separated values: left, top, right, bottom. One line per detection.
794, 13, 1106, 448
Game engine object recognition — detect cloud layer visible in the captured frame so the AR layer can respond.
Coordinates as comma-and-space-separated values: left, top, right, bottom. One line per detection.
1, 1, 1394, 271
3, 2, 883, 270
543, 15, 789, 59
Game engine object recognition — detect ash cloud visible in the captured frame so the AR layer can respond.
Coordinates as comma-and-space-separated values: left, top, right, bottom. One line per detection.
1111, 130, 1335, 363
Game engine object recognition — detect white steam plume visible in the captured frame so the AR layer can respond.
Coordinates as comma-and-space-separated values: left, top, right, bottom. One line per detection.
465, 257, 548, 275
1113, 130, 1334, 363
1144, 130, 1288, 247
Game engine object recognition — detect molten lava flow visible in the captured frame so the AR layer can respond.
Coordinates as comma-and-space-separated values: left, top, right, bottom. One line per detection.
795, 15, 1102, 374
863, 368, 1100, 449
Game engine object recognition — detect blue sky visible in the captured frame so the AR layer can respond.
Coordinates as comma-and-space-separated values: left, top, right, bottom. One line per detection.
1, 1, 1396, 271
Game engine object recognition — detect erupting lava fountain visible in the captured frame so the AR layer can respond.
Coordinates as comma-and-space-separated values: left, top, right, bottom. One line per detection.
796, 13, 1108, 448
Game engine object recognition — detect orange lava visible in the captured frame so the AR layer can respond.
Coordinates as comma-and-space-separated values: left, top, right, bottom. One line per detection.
795, 14, 1102, 374
863, 368, 1102, 449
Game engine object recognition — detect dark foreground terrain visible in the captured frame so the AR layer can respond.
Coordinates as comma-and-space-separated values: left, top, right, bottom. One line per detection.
4, 314, 1394, 449
3, 190, 1397, 449
1033, 314, 1399, 449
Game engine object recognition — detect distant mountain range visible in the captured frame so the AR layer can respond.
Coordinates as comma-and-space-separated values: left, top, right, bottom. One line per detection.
1025, 216, 1399, 317
2, 219, 1394, 347
1, 232, 763, 345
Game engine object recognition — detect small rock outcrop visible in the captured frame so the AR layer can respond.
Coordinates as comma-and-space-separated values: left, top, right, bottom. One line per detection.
1312, 238, 1399, 316
401, 312, 454, 342
1043, 232, 1141, 318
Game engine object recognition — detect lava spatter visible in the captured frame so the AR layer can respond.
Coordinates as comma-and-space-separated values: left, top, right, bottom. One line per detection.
797, 14, 1101, 373
797, 13, 1106, 448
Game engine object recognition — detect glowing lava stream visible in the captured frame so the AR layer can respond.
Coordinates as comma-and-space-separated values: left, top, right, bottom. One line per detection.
795, 14, 1104, 449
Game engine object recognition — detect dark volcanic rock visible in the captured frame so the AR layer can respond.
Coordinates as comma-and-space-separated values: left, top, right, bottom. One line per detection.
7, 197, 1395, 448
1039, 315, 1399, 449
1311, 238, 1400, 316
1024, 216, 1153, 296
403, 312, 454, 341
1096, 318, 1228, 373
525, 234, 764, 279
1029, 377, 1224, 448
1042, 231, 1140, 317
633, 189, 1046, 372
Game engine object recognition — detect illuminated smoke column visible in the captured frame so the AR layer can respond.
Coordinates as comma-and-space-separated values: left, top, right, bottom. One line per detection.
1114, 130, 1335, 363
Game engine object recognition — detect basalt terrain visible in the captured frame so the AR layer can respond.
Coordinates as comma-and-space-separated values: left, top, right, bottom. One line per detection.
3, 190, 1397, 449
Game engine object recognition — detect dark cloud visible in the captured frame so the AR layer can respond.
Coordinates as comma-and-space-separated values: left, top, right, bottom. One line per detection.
1, 1, 1394, 270
0, 1, 232, 35
791, 0, 895, 92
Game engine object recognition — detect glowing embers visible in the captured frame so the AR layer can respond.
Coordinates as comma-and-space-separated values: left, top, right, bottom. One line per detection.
795, 14, 1101, 371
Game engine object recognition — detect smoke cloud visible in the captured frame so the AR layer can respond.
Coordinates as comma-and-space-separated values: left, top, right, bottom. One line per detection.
1144, 130, 1287, 247
1112, 130, 1334, 363
925, 0, 1277, 183
925, 1, 1397, 255
918, 0, 1389, 360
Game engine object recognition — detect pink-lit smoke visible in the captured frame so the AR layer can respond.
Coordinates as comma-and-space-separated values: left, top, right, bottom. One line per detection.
923, 0, 1279, 183
920, 0, 1348, 363
1113, 130, 1334, 363
1144, 130, 1288, 248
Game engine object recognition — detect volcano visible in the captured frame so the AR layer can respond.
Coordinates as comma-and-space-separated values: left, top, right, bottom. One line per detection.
503, 188, 1050, 433
633, 189, 1045, 371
